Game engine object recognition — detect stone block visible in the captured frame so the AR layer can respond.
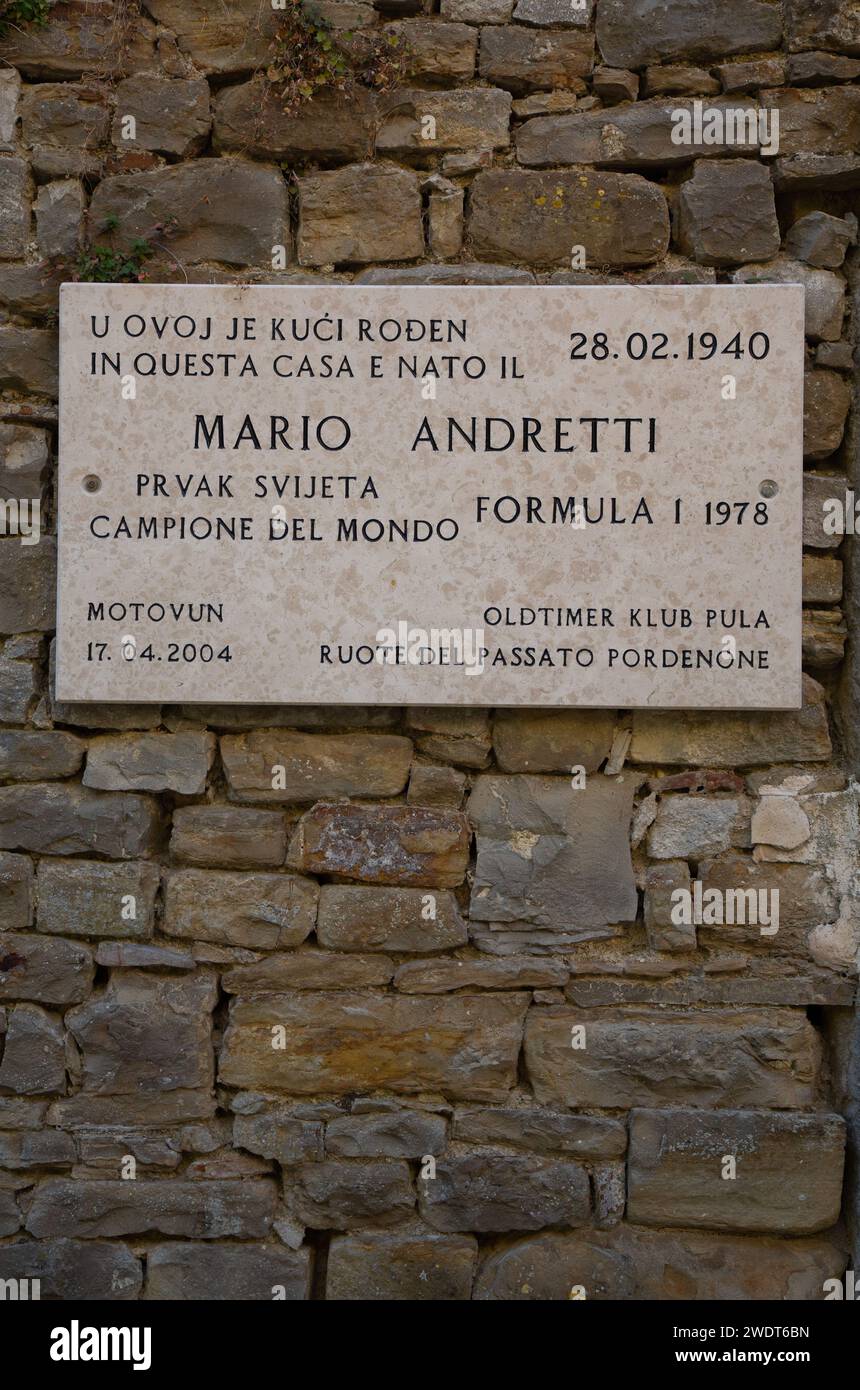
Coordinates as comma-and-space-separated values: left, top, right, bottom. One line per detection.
36, 858, 159, 940
26, 1178, 277, 1239
468, 168, 669, 268
65, 971, 216, 1096
163, 869, 318, 950
316, 885, 468, 951
628, 1108, 845, 1233
83, 732, 214, 794
0, 933, 93, 1006
418, 1154, 590, 1231
468, 774, 637, 928
89, 160, 289, 269
327, 1229, 477, 1299
220, 991, 528, 1100
221, 730, 412, 802
288, 803, 470, 888
0, 784, 162, 858
170, 806, 287, 868
525, 1007, 822, 1108
145, 1241, 310, 1299
297, 163, 423, 266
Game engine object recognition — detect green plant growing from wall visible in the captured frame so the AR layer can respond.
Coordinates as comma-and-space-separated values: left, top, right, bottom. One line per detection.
74, 238, 155, 283
0, 0, 52, 34
267, 0, 409, 116
71, 215, 166, 283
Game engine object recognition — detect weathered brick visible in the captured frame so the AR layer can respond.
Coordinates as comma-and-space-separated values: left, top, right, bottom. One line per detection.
327, 1230, 477, 1300
384, 20, 477, 79
419, 1154, 590, 1232
517, 98, 762, 168
596, 0, 782, 69
0, 784, 162, 858
298, 163, 423, 266
647, 795, 750, 858
630, 675, 831, 765
730, 257, 845, 341
325, 1109, 447, 1158
479, 26, 594, 93
377, 87, 511, 154
493, 709, 615, 773
89, 160, 289, 269
0, 933, 94, 1006
234, 1109, 323, 1165
0, 70, 20, 151
474, 1226, 845, 1299
316, 884, 468, 951
26, 1178, 277, 1239
468, 169, 669, 268
0, 851, 33, 929
677, 161, 780, 266
803, 368, 851, 458
21, 82, 111, 179
0, 328, 59, 396
0, 731, 85, 781
760, 85, 860, 157
223, 950, 394, 992
83, 732, 215, 795
785, 0, 860, 53
452, 1106, 626, 1158
404, 707, 490, 768
145, 1242, 310, 1300
0, 1239, 142, 1298
288, 803, 470, 888
1, 2, 158, 79
468, 775, 637, 928
66, 971, 215, 1097
628, 1109, 845, 1233
0, 537, 56, 634
0, 1003, 66, 1093
112, 76, 211, 157
36, 859, 159, 939
221, 730, 412, 802
163, 869, 318, 950
145, 0, 279, 76
394, 955, 567, 992
407, 763, 467, 808
0, 655, 39, 725
220, 991, 528, 1099
525, 1007, 822, 1108
285, 1159, 415, 1228
0, 157, 29, 258
34, 179, 85, 259
170, 806, 287, 868
214, 82, 375, 162
0, 423, 50, 502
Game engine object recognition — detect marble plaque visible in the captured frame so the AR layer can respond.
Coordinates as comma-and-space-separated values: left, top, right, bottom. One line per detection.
56, 283, 803, 707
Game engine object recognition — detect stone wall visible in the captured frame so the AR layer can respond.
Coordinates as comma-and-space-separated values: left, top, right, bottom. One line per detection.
0, 0, 858, 1300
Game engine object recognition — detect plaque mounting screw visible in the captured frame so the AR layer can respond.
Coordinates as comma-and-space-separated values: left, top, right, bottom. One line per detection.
759, 479, 778, 498
83, 474, 101, 493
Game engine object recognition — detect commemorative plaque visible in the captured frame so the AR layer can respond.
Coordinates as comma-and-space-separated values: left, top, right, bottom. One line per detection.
56, 283, 804, 707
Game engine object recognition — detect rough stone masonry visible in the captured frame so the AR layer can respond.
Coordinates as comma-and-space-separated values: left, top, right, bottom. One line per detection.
0, 0, 858, 1301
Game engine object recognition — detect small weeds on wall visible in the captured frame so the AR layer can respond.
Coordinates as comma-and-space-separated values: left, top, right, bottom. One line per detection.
268, 0, 409, 115
72, 216, 155, 283
0, 0, 52, 32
